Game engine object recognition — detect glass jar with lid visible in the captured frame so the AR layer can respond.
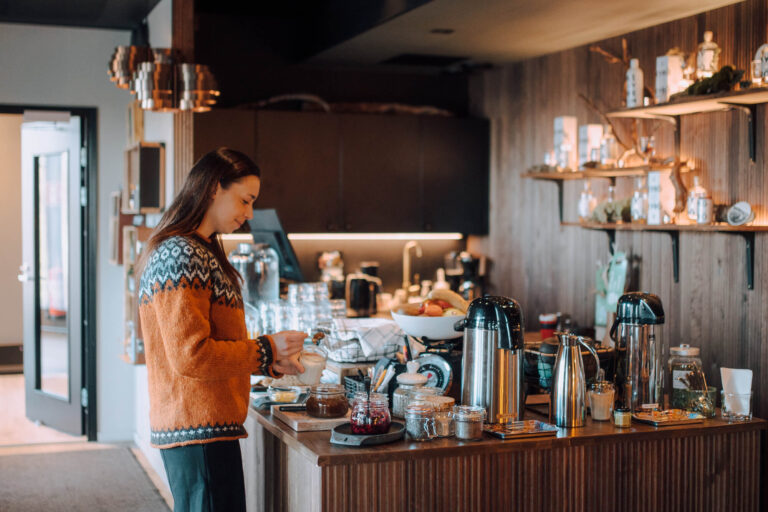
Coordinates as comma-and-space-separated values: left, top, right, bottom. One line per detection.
392, 361, 428, 418
404, 402, 436, 441
350, 392, 391, 435
423, 396, 455, 437
306, 384, 349, 418
453, 405, 486, 441
668, 344, 704, 409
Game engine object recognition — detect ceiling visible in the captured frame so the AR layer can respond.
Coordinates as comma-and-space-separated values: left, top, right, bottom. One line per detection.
309, 0, 744, 67
0, 0, 161, 30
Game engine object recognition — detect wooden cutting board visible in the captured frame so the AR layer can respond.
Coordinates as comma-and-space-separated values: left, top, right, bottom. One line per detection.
271, 405, 351, 432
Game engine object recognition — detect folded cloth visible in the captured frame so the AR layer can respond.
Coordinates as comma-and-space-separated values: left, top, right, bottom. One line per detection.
721, 367, 753, 415
332, 318, 404, 358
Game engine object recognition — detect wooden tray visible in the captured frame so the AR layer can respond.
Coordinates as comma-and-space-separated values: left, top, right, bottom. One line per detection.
632, 411, 704, 426
271, 405, 351, 432
484, 420, 559, 439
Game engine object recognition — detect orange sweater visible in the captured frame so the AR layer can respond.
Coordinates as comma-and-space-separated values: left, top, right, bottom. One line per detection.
139, 234, 278, 449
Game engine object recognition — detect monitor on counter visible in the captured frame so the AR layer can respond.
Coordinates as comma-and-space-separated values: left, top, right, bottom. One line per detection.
246, 209, 304, 282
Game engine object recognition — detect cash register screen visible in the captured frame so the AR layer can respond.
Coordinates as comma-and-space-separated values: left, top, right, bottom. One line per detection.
246, 209, 304, 282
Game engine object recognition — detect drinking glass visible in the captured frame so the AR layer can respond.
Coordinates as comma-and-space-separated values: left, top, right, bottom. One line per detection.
721, 390, 752, 422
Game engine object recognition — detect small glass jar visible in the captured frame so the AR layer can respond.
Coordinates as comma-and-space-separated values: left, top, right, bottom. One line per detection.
588, 381, 615, 421
306, 384, 348, 418
613, 407, 631, 428
350, 392, 391, 435
453, 405, 485, 441
404, 403, 436, 441
422, 396, 455, 437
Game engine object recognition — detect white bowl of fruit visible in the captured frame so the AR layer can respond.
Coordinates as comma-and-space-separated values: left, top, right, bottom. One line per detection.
390, 290, 468, 340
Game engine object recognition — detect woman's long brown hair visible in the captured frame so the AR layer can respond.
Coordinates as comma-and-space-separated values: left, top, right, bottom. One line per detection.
136, 147, 261, 288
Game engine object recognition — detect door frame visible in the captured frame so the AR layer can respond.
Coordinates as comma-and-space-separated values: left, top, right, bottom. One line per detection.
2, 103, 98, 441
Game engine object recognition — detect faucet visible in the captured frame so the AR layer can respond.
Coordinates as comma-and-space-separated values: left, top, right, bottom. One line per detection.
402, 240, 423, 295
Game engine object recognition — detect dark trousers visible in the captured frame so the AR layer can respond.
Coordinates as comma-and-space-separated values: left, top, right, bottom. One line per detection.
160, 440, 246, 512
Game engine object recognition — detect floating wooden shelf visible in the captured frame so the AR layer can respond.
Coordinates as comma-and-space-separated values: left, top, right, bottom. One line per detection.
607, 88, 768, 119
562, 221, 768, 233
561, 221, 763, 289
523, 164, 673, 181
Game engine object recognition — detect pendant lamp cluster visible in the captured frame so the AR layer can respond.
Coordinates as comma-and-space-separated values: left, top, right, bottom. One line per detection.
108, 46, 220, 112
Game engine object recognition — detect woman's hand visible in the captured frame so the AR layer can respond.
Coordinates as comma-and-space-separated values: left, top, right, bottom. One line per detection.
270, 330, 306, 360
272, 358, 304, 375
269, 331, 306, 375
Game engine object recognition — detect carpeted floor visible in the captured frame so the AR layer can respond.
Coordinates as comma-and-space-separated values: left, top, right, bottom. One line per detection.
0, 445, 170, 511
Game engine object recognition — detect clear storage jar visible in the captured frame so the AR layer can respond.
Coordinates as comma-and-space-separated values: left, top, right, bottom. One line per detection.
453, 405, 486, 441
306, 384, 348, 418
350, 392, 391, 435
404, 403, 436, 441
668, 344, 704, 409
393, 383, 423, 418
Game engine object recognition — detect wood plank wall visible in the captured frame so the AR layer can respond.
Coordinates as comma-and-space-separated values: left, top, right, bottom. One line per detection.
172, 0, 195, 192
468, 0, 768, 418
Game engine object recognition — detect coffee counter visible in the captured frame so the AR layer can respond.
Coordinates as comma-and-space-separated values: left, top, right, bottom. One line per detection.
242, 407, 766, 511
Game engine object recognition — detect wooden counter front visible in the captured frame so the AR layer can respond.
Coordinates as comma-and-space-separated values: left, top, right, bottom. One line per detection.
241, 407, 766, 511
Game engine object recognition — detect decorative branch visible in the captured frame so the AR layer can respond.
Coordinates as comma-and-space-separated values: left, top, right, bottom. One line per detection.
577, 93, 631, 150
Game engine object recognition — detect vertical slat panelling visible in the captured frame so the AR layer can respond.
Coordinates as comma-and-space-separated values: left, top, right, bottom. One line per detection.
470, 0, 768, 419
172, 0, 195, 192
317, 430, 761, 511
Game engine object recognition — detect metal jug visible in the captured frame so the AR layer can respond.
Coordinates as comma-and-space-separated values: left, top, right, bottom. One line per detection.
551, 332, 600, 428
460, 296, 525, 424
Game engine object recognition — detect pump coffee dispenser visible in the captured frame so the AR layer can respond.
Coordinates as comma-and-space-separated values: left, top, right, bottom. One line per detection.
610, 292, 665, 411
459, 296, 525, 423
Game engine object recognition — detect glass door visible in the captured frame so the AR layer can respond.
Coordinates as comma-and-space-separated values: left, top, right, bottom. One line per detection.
20, 114, 83, 435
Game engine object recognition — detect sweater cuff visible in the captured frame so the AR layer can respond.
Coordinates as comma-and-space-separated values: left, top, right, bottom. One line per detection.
261, 334, 283, 379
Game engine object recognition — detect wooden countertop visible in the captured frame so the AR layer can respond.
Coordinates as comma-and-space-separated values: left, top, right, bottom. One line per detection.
248, 406, 766, 467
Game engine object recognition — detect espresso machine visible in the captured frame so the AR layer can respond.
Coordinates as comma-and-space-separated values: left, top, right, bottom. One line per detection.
610, 292, 665, 411
459, 296, 525, 423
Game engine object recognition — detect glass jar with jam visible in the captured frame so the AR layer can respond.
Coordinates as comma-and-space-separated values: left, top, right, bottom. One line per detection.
350, 392, 391, 435
306, 384, 348, 418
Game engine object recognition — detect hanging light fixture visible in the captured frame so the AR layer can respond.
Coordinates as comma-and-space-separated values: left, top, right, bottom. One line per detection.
108, 46, 220, 112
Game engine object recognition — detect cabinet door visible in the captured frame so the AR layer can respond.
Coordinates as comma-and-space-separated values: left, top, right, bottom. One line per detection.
339, 114, 422, 232
420, 117, 489, 234
255, 111, 341, 232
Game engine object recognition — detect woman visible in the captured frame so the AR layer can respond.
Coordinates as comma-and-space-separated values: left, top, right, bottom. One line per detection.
137, 147, 306, 511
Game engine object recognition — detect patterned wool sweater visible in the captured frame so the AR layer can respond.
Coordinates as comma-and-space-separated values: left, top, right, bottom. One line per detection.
139, 234, 278, 449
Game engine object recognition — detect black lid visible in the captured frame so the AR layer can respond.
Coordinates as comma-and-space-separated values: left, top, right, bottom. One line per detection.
615, 292, 665, 324
465, 296, 525, 350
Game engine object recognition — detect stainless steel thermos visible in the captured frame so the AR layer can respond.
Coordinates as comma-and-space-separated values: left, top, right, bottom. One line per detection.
610, 292, 665, 412
459, 296, 525, 424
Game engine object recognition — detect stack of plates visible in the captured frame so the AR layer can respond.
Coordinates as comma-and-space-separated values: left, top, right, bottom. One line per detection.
177, 63, 220, 112
107, 45, 151, 89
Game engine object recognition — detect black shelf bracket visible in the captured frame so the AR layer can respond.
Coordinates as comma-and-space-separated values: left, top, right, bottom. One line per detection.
557, 181, 564, 224
606, 229, 616, 254
663, 230, 680, 283
741, 232, 755, 290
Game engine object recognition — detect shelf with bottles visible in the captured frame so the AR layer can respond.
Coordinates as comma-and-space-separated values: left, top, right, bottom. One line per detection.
523, 163, 673, 181
560, 220, 763, 290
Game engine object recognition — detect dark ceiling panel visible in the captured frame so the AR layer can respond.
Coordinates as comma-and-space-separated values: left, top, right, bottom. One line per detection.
0, 0, 161, 30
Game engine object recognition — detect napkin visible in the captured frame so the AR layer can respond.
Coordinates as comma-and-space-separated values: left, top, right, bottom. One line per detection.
331, 318, 404, 358
720, 368, 752, 415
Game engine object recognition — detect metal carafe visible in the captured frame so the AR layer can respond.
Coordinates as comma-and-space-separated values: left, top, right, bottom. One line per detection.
551, 332, 601, 427
459, 296, 525, 424
610, 292, 665, 411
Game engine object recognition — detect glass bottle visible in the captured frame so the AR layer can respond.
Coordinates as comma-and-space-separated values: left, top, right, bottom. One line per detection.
668, 344, 704, 409
630, 177, 647, 223
696, 30, 721, 79
626, 58, 644, 108
686, 176, 708, 220
578, 181, 596, 221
